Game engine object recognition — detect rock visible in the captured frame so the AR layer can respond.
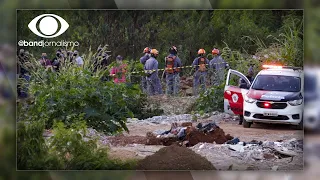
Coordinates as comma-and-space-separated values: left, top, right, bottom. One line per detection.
263, 153, 276, 159
274, 142, 282, 147
230, 151, 241, 158
263, 141, 275, 148
251, 150, 264, 160
275, 148, 298, 157
223, 114, 231, 119
199, 144, 205, 149
288, 138, 297, 142
272, 166, 278, 171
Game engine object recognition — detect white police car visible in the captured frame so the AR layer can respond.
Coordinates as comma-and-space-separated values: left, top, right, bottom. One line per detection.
224, 65, 304, 129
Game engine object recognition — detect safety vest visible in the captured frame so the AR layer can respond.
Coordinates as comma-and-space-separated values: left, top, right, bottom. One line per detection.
198, 57, 206, 72
166, 56, 180, 74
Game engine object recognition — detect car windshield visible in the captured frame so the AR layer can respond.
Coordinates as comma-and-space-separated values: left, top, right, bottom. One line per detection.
252, 75, 301, 92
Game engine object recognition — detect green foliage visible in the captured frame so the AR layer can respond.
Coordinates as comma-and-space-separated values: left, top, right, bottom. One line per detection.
17, 119, 62, 170
49, 121, 137, 170
194, 83, 225, 113
17, 10, 303, 66
17, 119, 137, 170
18, 66, 132, 134
18, 49, 163, 135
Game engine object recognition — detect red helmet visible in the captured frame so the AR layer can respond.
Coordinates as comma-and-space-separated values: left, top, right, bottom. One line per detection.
143, 47, 151, 53
198, 48, 206, 55
212, 48, 220, 55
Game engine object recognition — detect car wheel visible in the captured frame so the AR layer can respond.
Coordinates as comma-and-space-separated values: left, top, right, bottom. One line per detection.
243, 119, 252, 128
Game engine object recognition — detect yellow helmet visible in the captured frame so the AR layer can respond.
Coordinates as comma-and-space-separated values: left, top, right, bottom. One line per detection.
150, 49, 159, 55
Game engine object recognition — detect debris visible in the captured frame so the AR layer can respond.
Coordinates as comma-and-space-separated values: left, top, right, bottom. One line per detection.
272, 166, 279, 171
246, 140, 263, 145
229, 144, 245, 153
262, 141, 275, 148
275, 148, 298, 157
177, 127, 187, 140
225, 137, 240, 145
263, 153, 276, 159
153, 129, 166, 135
199, 144, 205, 149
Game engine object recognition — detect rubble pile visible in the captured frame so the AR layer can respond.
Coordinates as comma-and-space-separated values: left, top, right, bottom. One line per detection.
127, 111, 234, 125
191, 138, 303, 165
145, 122, 233, 146
136, 145, 216, 170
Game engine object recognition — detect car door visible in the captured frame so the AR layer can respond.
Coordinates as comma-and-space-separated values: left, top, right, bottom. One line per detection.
224, 69, 251, 115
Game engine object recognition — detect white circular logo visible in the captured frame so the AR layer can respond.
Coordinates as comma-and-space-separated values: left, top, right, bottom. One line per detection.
232, 94, 239, 103
28, 14, 69, 38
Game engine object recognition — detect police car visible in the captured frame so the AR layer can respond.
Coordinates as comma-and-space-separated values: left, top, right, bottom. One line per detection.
224, 65, 304, 129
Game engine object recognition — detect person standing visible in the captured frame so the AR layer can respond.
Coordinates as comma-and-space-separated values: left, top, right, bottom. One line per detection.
165, 46, 182, 96
39, 53, 52, 67
192, 49, 209, 95
140, 47, 151, 93
110, 55, 127, 83
73, 50, 84, 67
144, 49, 163, 96
209, 48, 228, 86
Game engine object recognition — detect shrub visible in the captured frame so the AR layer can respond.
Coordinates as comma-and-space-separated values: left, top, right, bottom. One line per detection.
17, 119, 63, 170
17, 119, 137, 170
193, 83, 225, 113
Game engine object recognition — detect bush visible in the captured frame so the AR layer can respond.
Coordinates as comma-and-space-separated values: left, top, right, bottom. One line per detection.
49, 121, 137, 170
17, 119, 137, 170
193, 83, 225, 113
17, 119, 63, 170
18, 66, 136, 134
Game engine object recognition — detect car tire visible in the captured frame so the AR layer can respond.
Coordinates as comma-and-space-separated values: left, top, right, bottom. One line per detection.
243, 119, 252, 128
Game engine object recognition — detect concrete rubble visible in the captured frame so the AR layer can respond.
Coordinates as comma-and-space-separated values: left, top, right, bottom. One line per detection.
126, 112, 236, 126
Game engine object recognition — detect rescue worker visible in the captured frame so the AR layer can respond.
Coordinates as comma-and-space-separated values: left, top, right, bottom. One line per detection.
140, 47, 151, 93
110, 55, 127, 83
209, 48, 228, 86
144, 49, 163, 96
192, 49, 209, 95
165, 46, 182, 96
